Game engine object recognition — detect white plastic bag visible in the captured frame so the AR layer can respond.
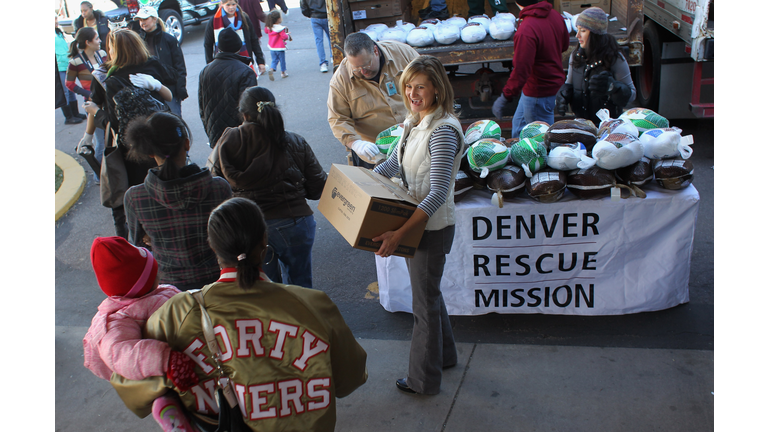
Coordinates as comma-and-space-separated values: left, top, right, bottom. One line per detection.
365, 23, 388, 40
547, 143, 590, 171
406, 26, 435, 47
468, 14, 491, 32
445, 16, 467, 30
581, 133, 645, 170
379, 26, 407, 44
489, 14, 515, 40
434, 22, 461, 45
461, 22, 487, 43
640, 127, 694, 160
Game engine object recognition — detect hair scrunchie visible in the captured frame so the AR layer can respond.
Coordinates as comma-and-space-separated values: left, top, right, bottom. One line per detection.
256, 101, 275, 113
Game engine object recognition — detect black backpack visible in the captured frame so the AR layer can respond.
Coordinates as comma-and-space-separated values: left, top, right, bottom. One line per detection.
111, 75, 169, 147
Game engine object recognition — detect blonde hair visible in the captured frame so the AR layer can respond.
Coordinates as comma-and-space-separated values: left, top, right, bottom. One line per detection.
399, 55, 455, 118
107, 28, 149, 71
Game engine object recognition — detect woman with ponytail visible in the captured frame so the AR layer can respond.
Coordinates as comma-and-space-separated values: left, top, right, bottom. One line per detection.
123, 112, 232, 291
216, 86, 326, 289
120, 197, 368, 431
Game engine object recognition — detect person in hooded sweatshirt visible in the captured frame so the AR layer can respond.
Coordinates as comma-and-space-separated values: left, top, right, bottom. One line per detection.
198, 27, 259, 148
123, 112, 232, 292
491, 0, 570, 137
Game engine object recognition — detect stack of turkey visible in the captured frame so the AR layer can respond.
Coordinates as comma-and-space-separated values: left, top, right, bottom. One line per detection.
455, 108, 694, 207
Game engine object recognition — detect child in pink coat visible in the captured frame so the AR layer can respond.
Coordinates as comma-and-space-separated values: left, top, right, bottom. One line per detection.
83, 236, 199, 432
265, 9, 292, 79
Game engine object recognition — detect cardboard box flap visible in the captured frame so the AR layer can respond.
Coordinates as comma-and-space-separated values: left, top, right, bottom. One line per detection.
331, 164, 420, 206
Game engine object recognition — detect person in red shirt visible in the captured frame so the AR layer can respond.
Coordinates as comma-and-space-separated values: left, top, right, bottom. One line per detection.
492, 0, 569, 137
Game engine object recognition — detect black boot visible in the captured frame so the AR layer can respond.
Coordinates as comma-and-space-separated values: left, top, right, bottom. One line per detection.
70, 101, 87, 120
62, 103, 83, 125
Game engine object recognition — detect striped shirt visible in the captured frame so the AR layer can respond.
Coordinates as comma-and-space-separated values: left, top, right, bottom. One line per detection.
375, 125, 460, 218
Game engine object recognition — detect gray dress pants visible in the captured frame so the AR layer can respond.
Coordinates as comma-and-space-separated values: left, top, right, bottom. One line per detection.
405, 225, 458, 394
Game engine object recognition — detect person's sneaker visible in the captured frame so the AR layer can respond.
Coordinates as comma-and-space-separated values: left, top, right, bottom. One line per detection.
283, 8, 289, 15
268, 68, 274, 81
281, 71, 289, 78
425, 8, 449, 20
320, 63, 328, 73
65, 116, 84, 125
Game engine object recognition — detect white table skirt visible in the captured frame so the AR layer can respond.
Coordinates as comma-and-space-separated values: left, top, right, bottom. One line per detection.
376, 183, 700, 316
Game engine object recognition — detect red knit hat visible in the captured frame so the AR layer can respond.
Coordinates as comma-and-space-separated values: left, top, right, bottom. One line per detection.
90, 236, 159, 298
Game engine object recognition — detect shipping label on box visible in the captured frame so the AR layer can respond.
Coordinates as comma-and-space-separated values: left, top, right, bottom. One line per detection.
318, 164, 426, 258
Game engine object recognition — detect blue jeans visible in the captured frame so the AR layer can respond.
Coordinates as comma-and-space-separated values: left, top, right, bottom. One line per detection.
310, 18, 331, 66
166, 96, 182, 117
270, 50, 287, 72
58, 71, 77, 103
430, 0, 447, 11
511, 92, 557, 138
262, 215, 316, 289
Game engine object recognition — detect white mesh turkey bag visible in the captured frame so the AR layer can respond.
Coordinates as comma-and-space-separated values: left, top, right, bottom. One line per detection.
639, 127, 694, 160
509, 137, 548, 177
375, 124, 403, 158
406, 26, 435, 47
364, 24, 388, 40
468, 14, 491, 32
467, 138, 510, 178
464, 119, 501, 147
445, 16, 467, 29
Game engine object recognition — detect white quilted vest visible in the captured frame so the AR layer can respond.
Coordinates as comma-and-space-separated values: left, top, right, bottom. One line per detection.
397, 107, 465, 231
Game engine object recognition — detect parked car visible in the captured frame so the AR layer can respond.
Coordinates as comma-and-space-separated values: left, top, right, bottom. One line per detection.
57, 0, 221, 45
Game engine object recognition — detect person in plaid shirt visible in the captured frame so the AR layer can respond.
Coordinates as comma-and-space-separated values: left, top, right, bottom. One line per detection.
123, 112, 232, 291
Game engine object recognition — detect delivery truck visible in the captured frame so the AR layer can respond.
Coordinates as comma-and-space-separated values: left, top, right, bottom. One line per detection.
327, 0, 645, 130
632, 0, 713, 118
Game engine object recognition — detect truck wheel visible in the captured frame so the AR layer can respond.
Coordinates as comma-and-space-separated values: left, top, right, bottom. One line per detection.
633, 20, 661, 111
160, 9, 184, 45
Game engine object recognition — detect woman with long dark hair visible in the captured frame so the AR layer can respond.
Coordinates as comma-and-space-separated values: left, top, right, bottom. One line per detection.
215, 86, 326, 289
90, 28, 176, 239
123, 112, 232, 291
118, 197, 368, 431
556, 7, 636, 125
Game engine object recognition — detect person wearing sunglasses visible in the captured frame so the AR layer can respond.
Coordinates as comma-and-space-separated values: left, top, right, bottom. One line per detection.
327, 32, 419, 168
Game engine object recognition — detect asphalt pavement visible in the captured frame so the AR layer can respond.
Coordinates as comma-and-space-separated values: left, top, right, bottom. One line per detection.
54, 5, 715, 431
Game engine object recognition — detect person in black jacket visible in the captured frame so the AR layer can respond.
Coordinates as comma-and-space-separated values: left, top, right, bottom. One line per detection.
133, 6, 188, 116
198, 28, 258, 148
300, 0, 331, 72
216, 86, 327, 288
204, 0, 266, 75
73, 1, 111, 50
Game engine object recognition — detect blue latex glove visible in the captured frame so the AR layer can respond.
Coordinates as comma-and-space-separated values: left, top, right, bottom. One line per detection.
492, 94, 510, 120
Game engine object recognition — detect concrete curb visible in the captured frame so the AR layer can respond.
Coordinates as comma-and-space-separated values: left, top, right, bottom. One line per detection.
55, 149, 86, 221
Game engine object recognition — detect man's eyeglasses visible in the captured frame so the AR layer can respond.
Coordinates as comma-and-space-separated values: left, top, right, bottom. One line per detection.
350, 52, 377, 76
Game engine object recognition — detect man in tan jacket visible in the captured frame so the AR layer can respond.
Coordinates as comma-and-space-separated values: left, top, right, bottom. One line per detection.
327, 33, 420, 168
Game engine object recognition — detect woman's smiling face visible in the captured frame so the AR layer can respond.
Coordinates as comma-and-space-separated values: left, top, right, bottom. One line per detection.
404, 73, 438, 119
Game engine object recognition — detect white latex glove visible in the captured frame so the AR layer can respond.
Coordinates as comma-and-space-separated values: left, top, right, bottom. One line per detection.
77, 133, 93, 154
350, 140, 381, 162
129, 73, 162, 91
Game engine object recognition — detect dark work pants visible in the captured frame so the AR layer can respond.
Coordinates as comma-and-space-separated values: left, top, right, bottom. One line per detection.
405, 225, 458, 394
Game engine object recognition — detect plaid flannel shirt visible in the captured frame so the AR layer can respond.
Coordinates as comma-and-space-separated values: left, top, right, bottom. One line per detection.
124, 164, 232, 287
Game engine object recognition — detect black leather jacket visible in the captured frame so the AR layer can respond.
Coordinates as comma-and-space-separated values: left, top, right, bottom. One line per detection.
216, 123, 327, 220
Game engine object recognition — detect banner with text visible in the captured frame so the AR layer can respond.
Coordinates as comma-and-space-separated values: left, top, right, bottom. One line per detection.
377, 184, 700, 316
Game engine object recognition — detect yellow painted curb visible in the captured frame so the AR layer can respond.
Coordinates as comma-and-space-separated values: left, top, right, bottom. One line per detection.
55, 149, 86, 221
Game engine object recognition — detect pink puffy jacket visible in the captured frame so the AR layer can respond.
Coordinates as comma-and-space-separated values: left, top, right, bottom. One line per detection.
83, 285, 180, 381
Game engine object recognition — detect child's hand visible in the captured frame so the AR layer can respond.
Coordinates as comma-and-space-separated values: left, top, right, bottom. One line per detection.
167, 351, 199, 392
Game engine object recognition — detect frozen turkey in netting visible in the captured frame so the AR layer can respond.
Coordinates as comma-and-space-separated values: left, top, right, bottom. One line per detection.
653, 157, 694, 190
489, 14, 515, 40
546, 118, 598, 153
487, 164, 527, 207
434, 22, 461, 44
580, 132, 644, 170
460, 22, 487, 43
375, 124, 403, 158
509, 137, 548, 177
467, 138, 510, 178
566, 167, 617, 199
379, 26, 407, 44
547, 142, 589, 171
406, 26, 435, 47
526, 170, 567, 203
639, 127, 694, 160
618, 107, 670, 136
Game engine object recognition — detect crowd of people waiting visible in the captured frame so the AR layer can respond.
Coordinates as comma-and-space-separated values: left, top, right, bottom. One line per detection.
55, 1, 635, 430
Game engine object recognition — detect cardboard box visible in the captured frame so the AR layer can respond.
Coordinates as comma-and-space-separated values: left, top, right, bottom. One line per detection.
349, 0, 410, 20
318, 164, 426, 258
559, 0, 611, 15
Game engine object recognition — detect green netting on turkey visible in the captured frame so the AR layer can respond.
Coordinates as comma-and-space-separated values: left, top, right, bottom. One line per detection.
467, 139, 510, 178
509, 138, 548, 177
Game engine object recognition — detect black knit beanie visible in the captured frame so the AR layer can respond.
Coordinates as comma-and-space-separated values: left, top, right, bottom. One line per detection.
217, 27, 243, 53
516, 0, 541, 7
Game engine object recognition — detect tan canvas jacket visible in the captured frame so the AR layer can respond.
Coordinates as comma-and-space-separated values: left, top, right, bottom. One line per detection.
113, 276, 368, 431
327, 40, 420, 149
